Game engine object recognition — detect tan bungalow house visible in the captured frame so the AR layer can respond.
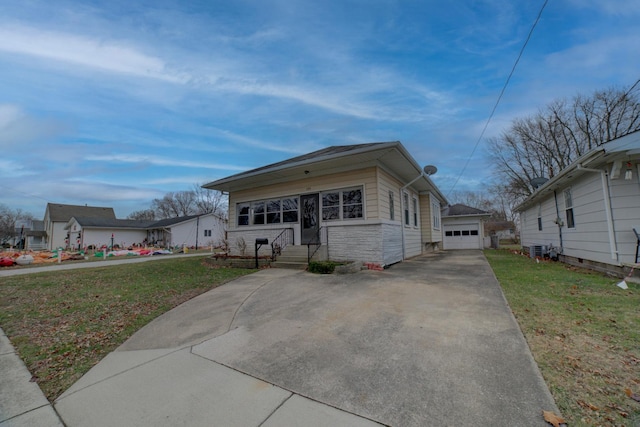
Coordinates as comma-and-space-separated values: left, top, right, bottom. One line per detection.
203, 141, 447, 267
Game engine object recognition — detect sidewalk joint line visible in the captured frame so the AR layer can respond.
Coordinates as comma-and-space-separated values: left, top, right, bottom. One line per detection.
53, 346, 187, 402
188, 353, 390, 427
257, 393, 293, 427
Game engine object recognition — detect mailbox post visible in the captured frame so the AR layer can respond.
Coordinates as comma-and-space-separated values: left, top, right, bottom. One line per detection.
255, 238, 268, 269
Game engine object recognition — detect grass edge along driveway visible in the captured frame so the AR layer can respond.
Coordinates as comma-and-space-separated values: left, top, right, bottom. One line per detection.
0, 256, 253, 401
484, 249, 640, 426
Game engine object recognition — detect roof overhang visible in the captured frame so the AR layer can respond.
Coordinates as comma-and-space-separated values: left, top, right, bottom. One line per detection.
204, 142, 448, 204
515, 131, 640, 212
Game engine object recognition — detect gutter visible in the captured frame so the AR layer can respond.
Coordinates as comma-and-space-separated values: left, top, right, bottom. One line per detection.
400, 171, 428, 259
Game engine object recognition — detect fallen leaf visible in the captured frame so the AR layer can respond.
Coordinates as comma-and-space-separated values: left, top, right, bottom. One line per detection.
577, 399, 599, 411
543, 410, 566, 427
625, 388, 640, 402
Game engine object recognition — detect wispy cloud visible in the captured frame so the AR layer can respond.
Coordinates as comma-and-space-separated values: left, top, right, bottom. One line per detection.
84, 154, 249, 171
0, 24, 188, 83
0, 104, 67, 149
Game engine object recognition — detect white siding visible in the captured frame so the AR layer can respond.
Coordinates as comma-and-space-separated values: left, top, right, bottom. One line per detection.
50, 222, 68, 250
83, 229, 146, 249
168, 215, 226, 248
382, 223, 403, 265
561, 173, 612, 264
521, 169, 640, 265
520, 195, 563, 249
609, 177, 640, 264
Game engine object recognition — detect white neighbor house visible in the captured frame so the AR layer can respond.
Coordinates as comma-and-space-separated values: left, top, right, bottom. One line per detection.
43, 203, 116, 250
516, 130, 640, 274
65, 213, 227, 250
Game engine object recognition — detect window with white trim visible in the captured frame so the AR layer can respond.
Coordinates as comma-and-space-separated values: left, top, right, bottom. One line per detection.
237, 197, 299, 226
537, 204, 542, 231
432, 201, 440, 229
322, 187, 363, 221
403, 192, 409, 225
564, 188, 575, 228
389, 191, 395, 220
412, 197, 418, 227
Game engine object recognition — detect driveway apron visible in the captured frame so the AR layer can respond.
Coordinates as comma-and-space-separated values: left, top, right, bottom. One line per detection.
54, 250, 558, 426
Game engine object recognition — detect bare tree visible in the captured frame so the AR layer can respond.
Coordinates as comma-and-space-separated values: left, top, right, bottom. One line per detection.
192, 184, 228, 218
127, 209, 156, 220
0, 204, 33, 245
487, 80, 640, 202
173, 191, 196, 216
447, 190, 494, 212
151, 191, 196, 218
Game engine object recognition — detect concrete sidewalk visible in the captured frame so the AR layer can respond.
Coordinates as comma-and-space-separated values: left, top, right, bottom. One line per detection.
0, 327, 64, 426
50, 251, 559, 426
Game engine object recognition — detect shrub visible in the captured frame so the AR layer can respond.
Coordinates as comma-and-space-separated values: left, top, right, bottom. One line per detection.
308, 261, 339, 274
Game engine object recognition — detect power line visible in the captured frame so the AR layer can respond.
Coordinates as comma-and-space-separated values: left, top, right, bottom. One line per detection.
446, 0, 549, 197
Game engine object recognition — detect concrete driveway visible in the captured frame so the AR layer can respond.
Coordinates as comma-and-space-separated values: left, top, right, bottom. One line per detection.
54, 250, 558, 426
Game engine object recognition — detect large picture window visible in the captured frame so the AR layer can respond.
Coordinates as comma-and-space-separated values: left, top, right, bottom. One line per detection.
322, 192, 340, 220
282, 198, 298, 223
322, 187, 363, 221
252, 201, 265, 225
343, 188, 363, 219
238, 203, 250, 226
266, 199, 280, 224
237, 197, 299, 226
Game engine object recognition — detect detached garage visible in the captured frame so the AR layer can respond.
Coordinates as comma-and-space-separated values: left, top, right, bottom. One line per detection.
441, 204, 490, 250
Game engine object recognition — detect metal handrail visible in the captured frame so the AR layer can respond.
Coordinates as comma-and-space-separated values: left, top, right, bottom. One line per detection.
271, 228, 294, 261
307, 226, 326, 263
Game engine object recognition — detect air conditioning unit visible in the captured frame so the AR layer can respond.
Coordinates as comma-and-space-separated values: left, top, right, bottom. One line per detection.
529, 245, 548, 258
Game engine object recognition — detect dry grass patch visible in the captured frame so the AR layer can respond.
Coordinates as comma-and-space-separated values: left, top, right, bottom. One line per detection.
0, 256, 253, 401
484, 249, 640, 426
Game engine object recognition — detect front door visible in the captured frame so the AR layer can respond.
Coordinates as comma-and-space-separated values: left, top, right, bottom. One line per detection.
301, 193, 319, 244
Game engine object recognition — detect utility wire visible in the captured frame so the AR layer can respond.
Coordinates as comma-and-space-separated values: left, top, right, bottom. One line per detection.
446, 0, 549, 197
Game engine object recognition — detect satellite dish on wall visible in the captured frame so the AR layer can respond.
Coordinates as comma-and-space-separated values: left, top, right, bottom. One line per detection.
423, 165, 438, 176
530, 177, 548, 189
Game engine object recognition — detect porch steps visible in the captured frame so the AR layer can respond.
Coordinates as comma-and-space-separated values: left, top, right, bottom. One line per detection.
272, 245, 309, 270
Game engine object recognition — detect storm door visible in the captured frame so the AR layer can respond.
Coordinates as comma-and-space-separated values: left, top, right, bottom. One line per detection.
301, 193, 319, 244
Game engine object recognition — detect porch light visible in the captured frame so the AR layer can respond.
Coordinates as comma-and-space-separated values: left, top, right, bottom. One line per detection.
625, 162, 633, 180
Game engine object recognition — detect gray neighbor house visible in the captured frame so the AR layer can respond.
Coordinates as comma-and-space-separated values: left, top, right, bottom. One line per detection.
516, 130, 640, 277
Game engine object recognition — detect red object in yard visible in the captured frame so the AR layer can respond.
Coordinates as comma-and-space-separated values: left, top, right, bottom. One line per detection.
0, 257, 15, 267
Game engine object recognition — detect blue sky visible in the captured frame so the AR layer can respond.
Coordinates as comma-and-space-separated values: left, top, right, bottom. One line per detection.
1, 0, 639, 218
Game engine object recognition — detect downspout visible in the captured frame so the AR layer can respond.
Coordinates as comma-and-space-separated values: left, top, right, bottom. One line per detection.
195, 215, 200, 250
552, 190, 564, 252
576, 165, 619, 262
400, 172, 426, 260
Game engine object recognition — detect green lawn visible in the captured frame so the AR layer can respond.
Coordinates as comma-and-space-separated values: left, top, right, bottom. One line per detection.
0, 256, 253, 401
484, 249, 640, 425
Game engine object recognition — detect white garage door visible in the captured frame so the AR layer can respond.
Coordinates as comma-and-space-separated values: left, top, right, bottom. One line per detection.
443, 223, 482, 250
